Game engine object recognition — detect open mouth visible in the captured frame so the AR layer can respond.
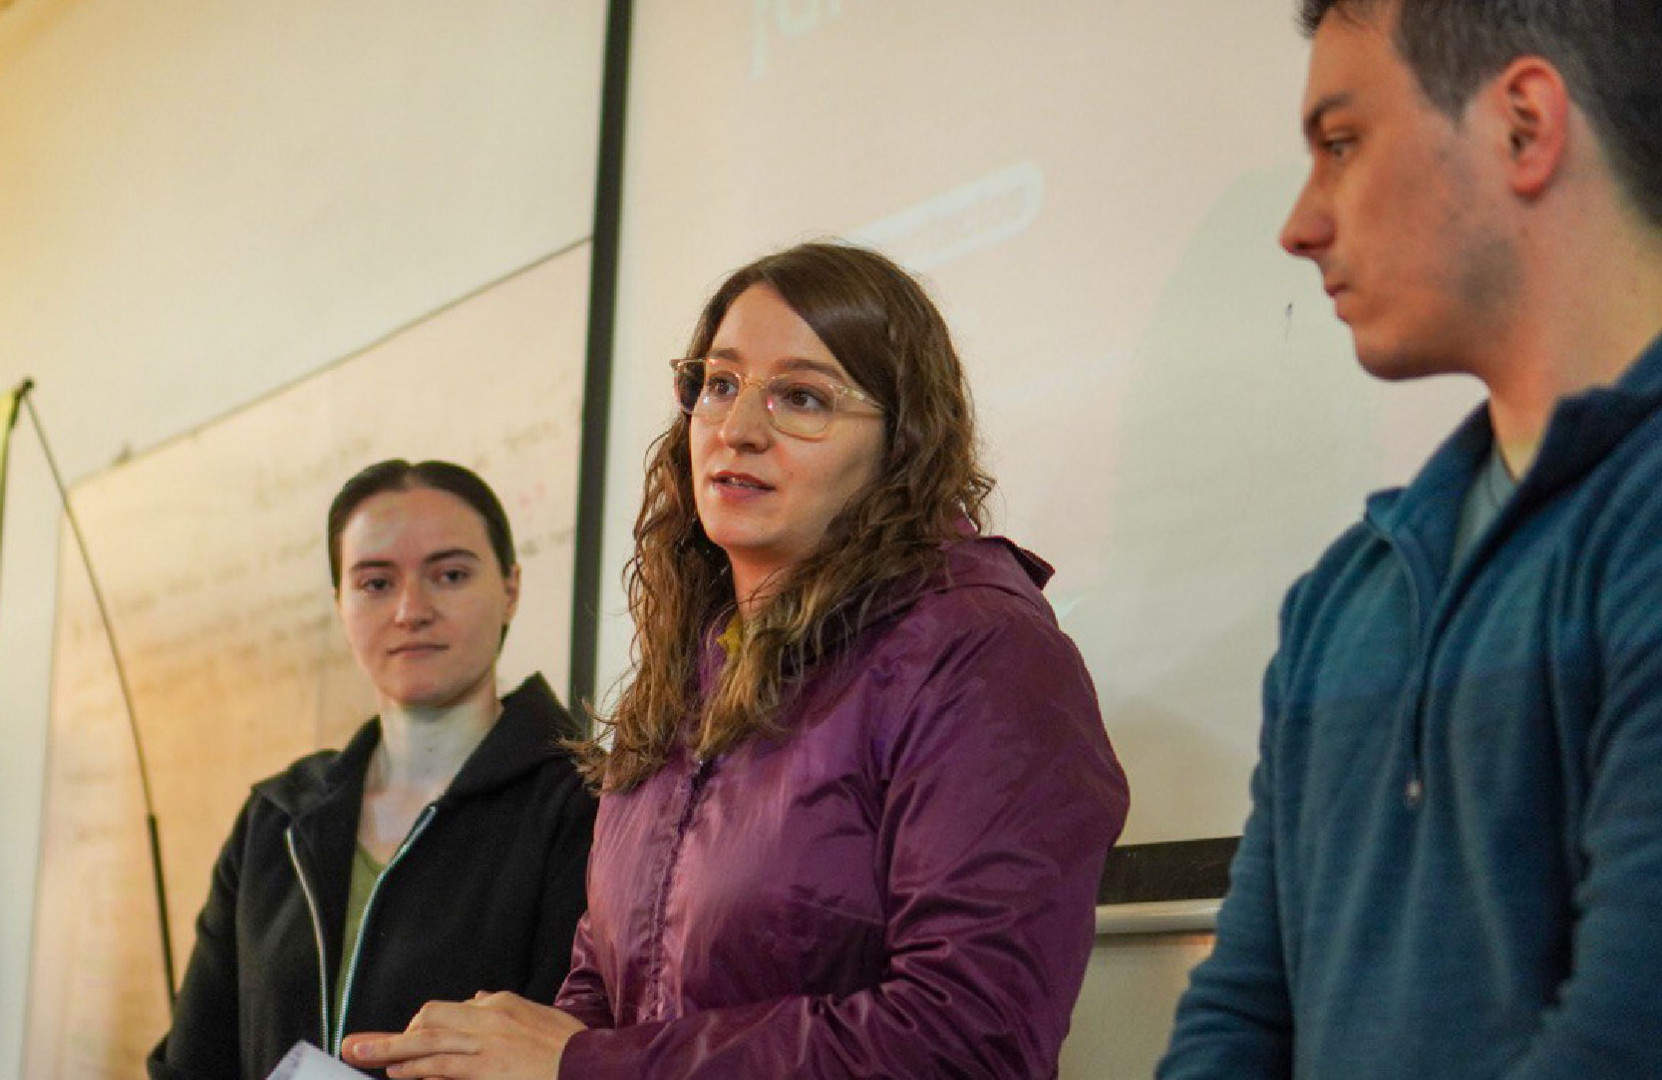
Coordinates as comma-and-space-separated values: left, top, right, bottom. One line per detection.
714, 472, 774, 492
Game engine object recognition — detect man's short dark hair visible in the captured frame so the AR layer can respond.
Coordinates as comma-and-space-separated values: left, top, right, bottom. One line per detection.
1299, 0, 1662, 230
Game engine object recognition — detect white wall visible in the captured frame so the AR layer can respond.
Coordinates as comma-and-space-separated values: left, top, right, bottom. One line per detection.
0, 0, 604, 1074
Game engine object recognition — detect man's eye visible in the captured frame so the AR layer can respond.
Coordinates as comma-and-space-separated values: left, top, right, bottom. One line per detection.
437, 567, 471, 585
1321, 135, 1356, 160
357, 576, 392, 594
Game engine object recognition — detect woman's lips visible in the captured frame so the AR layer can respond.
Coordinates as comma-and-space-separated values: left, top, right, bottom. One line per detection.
712, 471, 774, 492
389, 642, 446, 656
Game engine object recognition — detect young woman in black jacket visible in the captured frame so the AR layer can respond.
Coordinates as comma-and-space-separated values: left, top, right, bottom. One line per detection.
147, 459, 596, 1080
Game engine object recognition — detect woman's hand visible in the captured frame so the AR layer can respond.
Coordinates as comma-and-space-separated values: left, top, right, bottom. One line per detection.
342, 991, 586, 1079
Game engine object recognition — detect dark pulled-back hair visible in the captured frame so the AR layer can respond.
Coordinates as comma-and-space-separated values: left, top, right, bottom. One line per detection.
326, 459, 516, 589
585, 241, 995, 792
1299, 0, 1662, 228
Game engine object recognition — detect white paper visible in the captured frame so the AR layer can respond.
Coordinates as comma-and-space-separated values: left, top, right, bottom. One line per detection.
265, 1041, 370, 1080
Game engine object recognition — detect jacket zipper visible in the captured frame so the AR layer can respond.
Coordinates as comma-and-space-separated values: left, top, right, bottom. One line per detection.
331, 804, 440, 1056
646, 756, 714, 1016
1370, 515, 1435, 810
284, 827, 333, 1053
1399, 588, 1429, 810
1380, 499, 1503, 810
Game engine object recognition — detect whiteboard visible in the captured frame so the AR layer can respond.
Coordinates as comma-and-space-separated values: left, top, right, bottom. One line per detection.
26, 246, 591, 1078
597, 0, 1482, 845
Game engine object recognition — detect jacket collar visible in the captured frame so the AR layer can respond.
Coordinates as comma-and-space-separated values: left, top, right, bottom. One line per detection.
856, 533, 1056, 629
701, 534, 1057, 690
254, 673, 574, 816
1526, 327, 1662, 496
1367, 327, 1662, 549
445, 673, 576, 800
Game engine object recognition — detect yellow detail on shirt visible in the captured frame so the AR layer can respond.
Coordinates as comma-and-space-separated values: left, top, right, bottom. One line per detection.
716, 613, 745, 657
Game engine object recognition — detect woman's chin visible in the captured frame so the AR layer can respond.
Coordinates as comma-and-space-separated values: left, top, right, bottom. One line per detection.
378, 674, 492, 714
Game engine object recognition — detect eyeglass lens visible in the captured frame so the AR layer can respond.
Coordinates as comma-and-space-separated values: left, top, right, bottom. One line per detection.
674, 360, 844, 437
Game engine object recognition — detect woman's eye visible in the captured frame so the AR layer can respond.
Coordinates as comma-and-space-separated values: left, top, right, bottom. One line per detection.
704, 372, 742, 400
776, 381, 833, 413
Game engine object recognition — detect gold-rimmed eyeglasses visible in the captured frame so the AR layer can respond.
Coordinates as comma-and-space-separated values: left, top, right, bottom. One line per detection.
671, 358, 883, 439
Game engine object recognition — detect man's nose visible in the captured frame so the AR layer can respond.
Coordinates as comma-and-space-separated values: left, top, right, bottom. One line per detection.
1279, 173, 1333, 259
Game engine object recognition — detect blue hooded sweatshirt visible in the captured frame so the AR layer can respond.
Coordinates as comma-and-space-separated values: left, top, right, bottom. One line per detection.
1160, 330, 1662, 1080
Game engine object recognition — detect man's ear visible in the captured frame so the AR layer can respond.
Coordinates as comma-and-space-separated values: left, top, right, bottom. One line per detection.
1487, 56, 1572, 199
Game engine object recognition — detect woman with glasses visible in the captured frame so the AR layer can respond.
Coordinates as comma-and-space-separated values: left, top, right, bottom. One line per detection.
150, 460, 596, 1080
348, 243, 1128, 1079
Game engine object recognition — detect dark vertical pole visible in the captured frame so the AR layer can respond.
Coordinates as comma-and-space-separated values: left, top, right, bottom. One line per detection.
0, 380, 26, 567
569, 0, 633, 719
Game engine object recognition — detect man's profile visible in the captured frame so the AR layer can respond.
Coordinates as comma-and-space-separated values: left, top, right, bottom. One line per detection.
1160, 1, 1662, 1077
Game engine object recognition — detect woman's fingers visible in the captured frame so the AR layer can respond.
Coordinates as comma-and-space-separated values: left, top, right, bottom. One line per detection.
383, 1051, 474, 1079
339, 1031, 397, 1062
343, 1026, 465, 1066
341, 993, 585, 1080
343, 1006, 478, 1065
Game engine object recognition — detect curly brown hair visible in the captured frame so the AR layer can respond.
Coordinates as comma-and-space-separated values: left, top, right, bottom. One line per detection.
580, 242, 995, 791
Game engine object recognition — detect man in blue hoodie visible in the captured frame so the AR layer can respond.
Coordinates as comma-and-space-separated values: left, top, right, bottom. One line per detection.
1160, 1, 1662, 1078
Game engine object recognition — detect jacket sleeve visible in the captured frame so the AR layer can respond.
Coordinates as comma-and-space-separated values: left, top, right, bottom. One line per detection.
523, 780, 599, 1006
1156, 607, 1297, 1079
146, 797, 253, 1080
553, 912, 614, 1029
558, 611, 1129, 1079
1496, 510, 1662, 1080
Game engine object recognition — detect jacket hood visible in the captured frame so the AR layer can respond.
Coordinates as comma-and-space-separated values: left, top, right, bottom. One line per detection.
253, 673, 576, 817
703, 535, 1058, 689
847, 534, 1055, 635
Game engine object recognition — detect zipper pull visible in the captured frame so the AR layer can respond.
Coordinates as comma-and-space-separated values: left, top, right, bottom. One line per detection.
1404, 775, 1424, 809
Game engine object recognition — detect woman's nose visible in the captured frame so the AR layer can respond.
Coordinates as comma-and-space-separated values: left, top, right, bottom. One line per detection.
718, 382, 773, 450
394, 581, 435, 627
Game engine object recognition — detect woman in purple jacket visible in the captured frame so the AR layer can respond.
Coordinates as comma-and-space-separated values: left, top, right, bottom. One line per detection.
348, 242, 1129, 1080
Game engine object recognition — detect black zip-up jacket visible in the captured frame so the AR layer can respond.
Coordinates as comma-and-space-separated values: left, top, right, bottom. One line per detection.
147, 674, 596, 1080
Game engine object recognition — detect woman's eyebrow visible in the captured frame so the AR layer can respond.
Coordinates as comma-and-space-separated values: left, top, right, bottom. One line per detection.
776, 357, 848, 379
346, 549, 481, 575
422, 548, 482, 566
707, 350, 848, 379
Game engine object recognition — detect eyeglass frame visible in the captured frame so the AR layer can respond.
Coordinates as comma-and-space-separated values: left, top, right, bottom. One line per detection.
670, 357, 884, 439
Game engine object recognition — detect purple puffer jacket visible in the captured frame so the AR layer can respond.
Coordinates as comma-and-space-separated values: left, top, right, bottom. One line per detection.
555, 537, 1129, 1078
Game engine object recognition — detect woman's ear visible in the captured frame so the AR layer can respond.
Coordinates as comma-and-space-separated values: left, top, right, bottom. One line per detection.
503, 562, 522, 622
